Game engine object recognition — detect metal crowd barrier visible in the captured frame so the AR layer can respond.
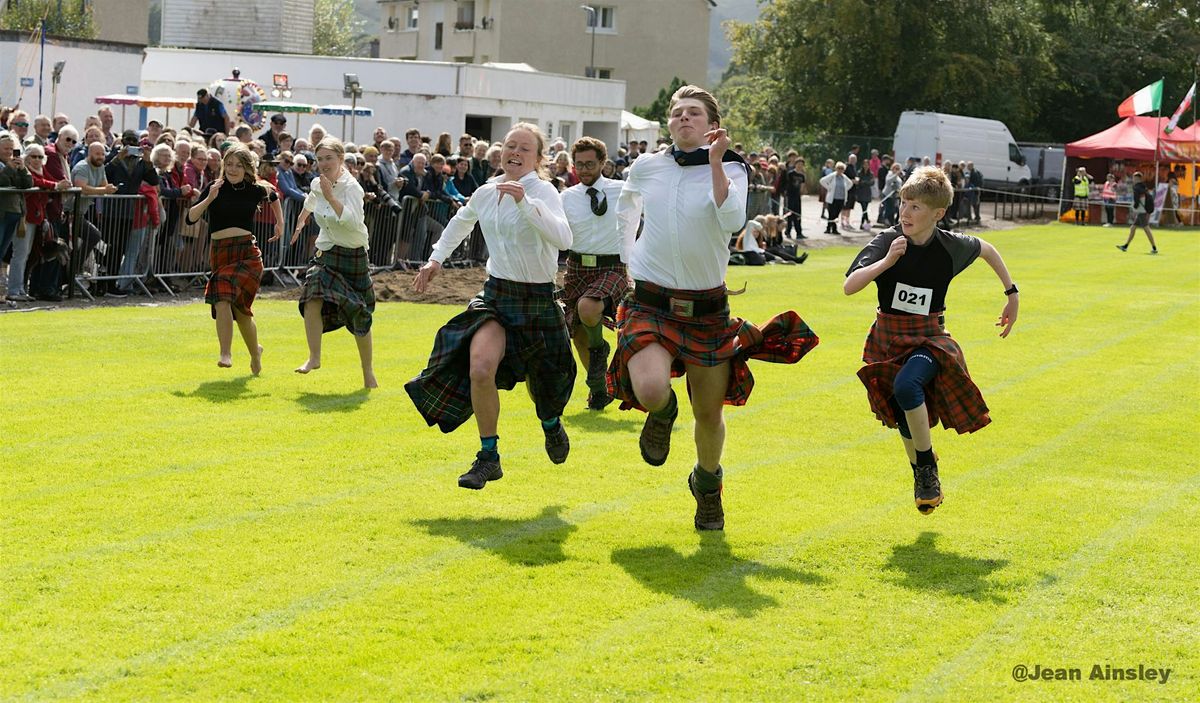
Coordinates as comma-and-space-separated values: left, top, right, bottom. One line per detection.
1, 184, 490, 304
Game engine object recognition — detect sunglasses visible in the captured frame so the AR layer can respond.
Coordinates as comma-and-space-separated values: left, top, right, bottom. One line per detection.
28, 154, 44, 159
64, 137, 77, 144
13, 121, 30, 127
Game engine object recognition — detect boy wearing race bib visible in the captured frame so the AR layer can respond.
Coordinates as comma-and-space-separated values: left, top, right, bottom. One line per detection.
843, 166, 1019, 514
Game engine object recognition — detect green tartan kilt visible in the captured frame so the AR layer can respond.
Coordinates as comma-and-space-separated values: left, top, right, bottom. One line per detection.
298, 245, 376, 336
405, 276, 578, 433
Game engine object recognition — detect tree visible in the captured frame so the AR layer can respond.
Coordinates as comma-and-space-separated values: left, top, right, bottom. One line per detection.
632, 76, 688, 123
0, 0, 96, 39
725, 0, 1200, 144
313, 0, 369, 57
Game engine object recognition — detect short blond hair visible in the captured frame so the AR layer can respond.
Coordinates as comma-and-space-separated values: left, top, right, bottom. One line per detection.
899, 166, 953, 208
668, 84, 721, 125
315, 136, 346, 159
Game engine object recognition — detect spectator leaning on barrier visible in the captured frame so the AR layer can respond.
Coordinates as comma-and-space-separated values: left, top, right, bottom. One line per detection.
0, 134, 34, 298
104, 130, 161, 296
15, 144, 69, 301
71, 142, 117, 277
275, 151, 306, 207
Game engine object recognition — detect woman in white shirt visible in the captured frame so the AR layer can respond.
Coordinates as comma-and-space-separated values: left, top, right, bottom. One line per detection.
819, 162, 855, 234
406, 123, 575, 490
276, 136, 377, 389
612, 85, 820, 531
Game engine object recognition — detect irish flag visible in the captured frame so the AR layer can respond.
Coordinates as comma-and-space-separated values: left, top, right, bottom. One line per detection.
1117, 79, 1163, 118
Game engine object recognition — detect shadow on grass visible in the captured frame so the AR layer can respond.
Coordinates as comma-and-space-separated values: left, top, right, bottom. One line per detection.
295, 388, 371, 413
413, 505, 576, 567
612, 532, 825, 617
171, 375, 264, 403
562, 407, 641, 431
883, 532, 1009, 603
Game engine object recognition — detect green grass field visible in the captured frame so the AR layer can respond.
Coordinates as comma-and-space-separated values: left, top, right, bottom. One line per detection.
3, 224, 1198, 701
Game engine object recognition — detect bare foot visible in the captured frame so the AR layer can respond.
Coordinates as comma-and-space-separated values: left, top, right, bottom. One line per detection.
295, 359, 321, 374
363, 371, 378, 389
250, 346, 263, 375
217, 355, 233, 368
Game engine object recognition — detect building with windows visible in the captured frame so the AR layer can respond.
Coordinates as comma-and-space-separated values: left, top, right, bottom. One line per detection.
377, 0, 714, 111
160, 0, 313, 54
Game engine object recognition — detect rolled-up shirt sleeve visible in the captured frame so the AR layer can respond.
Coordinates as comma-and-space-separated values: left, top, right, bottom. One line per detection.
429, 195, 479, 264
617, 168, 644, 265
712, 162, 747, 234
517, 187, 572, 250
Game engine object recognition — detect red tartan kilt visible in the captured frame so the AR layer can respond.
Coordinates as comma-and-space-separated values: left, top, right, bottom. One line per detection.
559, 258, 628, 331
205, 235, 263, 318
607, 281, 819, 411
857, 309, 990, 434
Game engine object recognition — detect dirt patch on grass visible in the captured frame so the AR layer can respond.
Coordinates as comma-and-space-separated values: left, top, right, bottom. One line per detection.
263, 266, 491, 306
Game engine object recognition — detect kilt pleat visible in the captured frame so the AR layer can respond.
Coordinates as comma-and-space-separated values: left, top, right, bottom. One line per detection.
205, 235, 263, 318
857, 309, 990, 434
405, 276, 577, 433
298, 245, 376, 336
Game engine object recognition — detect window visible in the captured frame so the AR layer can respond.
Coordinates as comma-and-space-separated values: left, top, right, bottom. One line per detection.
1008, 143, 1024, 165
597, 68, 612, 80
404, 5, 419, 30
585, 5, 616, 32
435, 22, 443, 50
386, 14, 398, 32
456, 1, 476, 29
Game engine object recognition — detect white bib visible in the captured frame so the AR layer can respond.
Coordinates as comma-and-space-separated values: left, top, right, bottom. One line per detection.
891, 282, 933, 315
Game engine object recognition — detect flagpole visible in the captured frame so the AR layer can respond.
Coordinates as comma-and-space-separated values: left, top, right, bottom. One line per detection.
1152, 78, 1162, 222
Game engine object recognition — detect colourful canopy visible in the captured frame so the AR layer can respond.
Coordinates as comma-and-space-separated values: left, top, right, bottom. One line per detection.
252, 101, 316, 114
138, 97, 194, 108
316, 104, 373, 117
94, 94, 141, 106
1066, 116, 1199, 161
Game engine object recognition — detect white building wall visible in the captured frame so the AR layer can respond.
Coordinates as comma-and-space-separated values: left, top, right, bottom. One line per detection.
139, 48, 623, 148
160, 0, 312, 54
0, 33, 144, 132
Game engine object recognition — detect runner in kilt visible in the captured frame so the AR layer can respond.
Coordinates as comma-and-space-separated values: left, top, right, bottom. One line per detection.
844, 166, 1019, 515
186, 143, 282, 374
559, 137, 627, 410
407, 123, 576, 490
276, 136, 377, 389
611, 85, 820, 531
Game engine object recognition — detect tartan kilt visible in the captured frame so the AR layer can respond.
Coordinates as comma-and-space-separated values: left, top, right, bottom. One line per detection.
559, 257, 628, 332
405, 276, 578, 433
857, 309, 990, 434
205, 235, 263, 318
298, 245, 376, 336
607, 280, 820, 412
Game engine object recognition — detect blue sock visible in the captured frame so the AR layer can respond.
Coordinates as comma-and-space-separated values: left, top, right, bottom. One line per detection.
541, 417, 561, 432
480, 435, 499, 457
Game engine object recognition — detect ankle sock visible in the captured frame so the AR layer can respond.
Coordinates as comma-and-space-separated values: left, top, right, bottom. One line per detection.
693, 464, 723, 493
541, 417, 561, 433
480, 435, 499, 458
915, 448, 936, 467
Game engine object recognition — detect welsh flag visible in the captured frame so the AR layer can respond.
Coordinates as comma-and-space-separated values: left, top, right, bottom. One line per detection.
1117, 79, 1163, 118
1164, 82, 1196, 134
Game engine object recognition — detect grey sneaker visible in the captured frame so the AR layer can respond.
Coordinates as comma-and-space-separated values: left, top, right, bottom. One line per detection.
459, 451, 502, 489
913, 464, 943, 514
544, 421, 569, 464
688, 468, 725, 530
639, 407, 676, 466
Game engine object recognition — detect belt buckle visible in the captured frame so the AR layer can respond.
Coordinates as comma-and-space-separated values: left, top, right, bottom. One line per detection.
315, 249, 323, 258
581, 254, 597, 267
669, 297, 694, 317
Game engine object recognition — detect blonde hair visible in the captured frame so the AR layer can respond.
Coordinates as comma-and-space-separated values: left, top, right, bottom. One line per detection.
221, 142, 273, 192
507, 122, 548, 179
899, 166, 953, 208
315, 135, 346, 160
668, 84, 721, 125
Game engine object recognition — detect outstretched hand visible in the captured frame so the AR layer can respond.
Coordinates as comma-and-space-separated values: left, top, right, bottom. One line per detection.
412, 259, 442, 293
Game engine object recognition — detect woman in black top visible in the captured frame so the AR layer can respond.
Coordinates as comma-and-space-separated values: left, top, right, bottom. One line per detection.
450, 157, 479, 200
186, 143, 283, 373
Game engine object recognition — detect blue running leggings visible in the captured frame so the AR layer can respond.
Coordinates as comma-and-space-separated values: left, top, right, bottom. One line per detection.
891, 348, 939, 439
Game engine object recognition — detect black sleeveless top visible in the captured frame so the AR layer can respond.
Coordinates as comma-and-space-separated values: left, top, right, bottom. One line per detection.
188, 180, 277, 231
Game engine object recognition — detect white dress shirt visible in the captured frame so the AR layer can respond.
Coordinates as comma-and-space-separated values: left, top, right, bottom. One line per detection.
429, 170, 572, 284
561, 176, 623, 256
304, 168, 369, 251
617, 148, 748, 290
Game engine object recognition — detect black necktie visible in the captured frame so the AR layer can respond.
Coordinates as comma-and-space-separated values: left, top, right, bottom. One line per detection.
586, 186, 607, 216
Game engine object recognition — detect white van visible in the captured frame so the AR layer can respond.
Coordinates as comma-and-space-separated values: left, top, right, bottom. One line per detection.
893, 111, 1033, 187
